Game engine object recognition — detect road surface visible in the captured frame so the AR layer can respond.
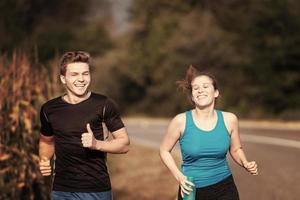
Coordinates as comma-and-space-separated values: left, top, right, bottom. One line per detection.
124, 118, 300, 200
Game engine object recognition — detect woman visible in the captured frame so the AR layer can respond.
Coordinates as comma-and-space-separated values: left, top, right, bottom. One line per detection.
160, 66, 258, 200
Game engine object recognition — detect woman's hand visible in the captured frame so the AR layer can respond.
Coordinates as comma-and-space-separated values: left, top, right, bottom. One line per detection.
243, 161, 258, 175
177, 174, 195, 198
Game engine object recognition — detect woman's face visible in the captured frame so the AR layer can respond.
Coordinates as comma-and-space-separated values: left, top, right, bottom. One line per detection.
191, 75, 219, 108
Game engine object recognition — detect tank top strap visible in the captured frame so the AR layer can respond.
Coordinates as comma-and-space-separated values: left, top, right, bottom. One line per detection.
215, 110, 226, 130
185, 110, 194, 130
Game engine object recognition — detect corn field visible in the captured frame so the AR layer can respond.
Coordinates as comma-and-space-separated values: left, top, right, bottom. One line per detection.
0, 53, 58, 199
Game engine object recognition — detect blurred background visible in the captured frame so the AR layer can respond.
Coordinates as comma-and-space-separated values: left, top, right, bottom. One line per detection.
0, 0, 299, 199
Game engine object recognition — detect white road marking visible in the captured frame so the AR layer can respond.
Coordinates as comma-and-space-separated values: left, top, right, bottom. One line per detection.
131, 134, 300, 150
241, 135, 300, 149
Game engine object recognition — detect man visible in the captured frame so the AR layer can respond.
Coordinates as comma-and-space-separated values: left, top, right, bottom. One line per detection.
39, 51, 130, 200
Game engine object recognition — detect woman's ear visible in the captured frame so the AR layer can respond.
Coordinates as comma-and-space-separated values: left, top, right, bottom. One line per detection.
214, 89, 219, 98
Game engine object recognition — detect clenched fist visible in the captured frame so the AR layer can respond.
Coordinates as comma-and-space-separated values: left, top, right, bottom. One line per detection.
39, 157, 51, 176
243, 161, 258, 175
81, 123, 98, 149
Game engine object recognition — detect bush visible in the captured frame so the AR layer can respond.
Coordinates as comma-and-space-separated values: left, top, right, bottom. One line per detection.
0, 53, 55, 199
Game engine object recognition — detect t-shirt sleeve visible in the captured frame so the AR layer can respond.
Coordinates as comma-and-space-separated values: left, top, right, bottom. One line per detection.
103, 98, 125, 133
40, 105, 54, 136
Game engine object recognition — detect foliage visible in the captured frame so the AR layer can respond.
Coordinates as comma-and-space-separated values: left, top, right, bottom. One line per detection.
0, 0, 299, 119
0, 53, 55, 199
98, 0, 300, 119
0, 0, 113, 61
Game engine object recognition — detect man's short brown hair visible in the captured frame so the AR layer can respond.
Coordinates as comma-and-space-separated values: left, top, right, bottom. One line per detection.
60, 51, 90, 75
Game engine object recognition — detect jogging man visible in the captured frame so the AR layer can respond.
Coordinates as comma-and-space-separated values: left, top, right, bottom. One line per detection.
39, 51, 130, 199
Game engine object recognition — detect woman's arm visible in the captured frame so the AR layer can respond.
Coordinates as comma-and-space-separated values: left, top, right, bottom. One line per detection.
159, 114, 193, 197
224, 112, 258, 175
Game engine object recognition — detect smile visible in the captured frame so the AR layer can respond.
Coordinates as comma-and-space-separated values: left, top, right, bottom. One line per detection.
74, 84, 86, 87
197, 95, 207, 99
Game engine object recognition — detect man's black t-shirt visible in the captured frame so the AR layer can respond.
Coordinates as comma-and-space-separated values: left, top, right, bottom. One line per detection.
40, 92, 124, 192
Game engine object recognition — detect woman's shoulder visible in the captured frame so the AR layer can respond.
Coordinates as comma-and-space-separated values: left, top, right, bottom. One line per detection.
219, 111, 239, 133
170, 111, 188, 128
173, 112, 186, 122
219, 110, 238, 124
171, 112, 187, 133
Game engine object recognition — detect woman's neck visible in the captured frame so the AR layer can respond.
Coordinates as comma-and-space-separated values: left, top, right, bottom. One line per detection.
194, 106, 215, 120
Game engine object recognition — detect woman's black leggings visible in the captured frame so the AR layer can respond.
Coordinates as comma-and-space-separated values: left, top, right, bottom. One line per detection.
178, 175, 240, 200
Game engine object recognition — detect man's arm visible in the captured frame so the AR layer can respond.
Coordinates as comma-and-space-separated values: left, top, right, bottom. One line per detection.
39, 134, 54, 176
96, 128, 130, 154
81, 124, 130, 154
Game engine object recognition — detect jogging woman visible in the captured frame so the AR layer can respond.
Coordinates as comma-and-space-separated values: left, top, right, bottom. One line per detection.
160, 65, 258, 200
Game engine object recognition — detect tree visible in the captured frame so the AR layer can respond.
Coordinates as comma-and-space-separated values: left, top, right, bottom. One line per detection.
0, 0, 113, 62
100, 0, 300, 118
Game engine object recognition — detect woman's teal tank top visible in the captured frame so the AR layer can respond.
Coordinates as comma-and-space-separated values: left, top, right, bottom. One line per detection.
179, 110, 232, 188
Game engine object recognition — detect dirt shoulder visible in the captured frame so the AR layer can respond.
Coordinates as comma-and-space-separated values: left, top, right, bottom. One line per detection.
108, 143, 179, 200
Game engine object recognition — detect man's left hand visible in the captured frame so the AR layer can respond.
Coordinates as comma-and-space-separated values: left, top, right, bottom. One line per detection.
81, 123, 98, 149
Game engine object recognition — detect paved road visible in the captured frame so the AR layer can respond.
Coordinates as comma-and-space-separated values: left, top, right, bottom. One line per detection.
125, 119, 300, 200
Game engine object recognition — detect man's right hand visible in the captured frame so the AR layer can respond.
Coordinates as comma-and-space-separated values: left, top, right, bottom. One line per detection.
39, 157, 51, 176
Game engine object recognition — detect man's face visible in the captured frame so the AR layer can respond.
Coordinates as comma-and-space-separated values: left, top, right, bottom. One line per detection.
60, 62, 91, 97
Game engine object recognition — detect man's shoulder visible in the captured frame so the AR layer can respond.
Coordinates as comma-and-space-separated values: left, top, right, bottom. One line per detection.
91, 93, 121, 111
92, 92, 120, 102
42, 96, 62, 108
91, 92, 108, 101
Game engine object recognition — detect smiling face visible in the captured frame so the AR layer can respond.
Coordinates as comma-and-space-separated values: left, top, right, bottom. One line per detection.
191, 75, 219, 108
60, 62, 91, 98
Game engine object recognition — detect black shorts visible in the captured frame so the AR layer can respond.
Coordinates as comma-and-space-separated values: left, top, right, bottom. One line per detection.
178, 175, 239, 200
